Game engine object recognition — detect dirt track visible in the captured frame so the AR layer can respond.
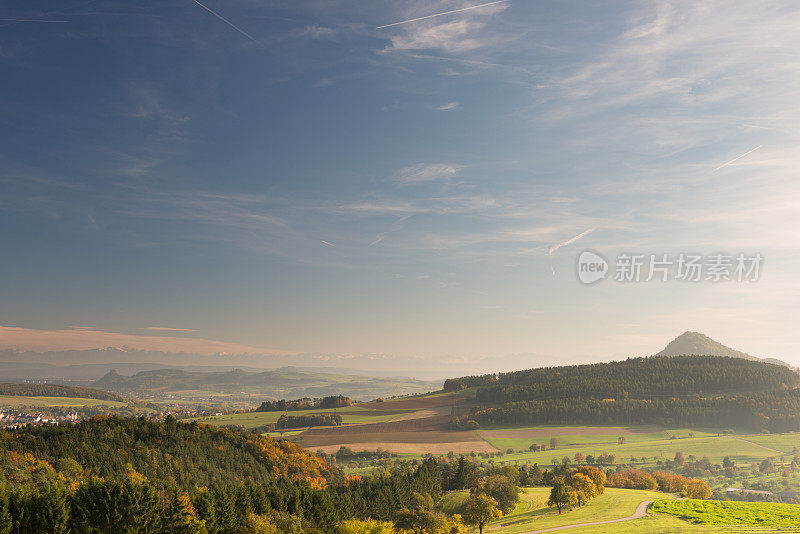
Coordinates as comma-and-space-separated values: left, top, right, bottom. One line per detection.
520, 499, 653, 533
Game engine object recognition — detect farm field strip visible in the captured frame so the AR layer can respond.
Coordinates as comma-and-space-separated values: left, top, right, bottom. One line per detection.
476, 434, 793, 467
187, 405, 414, 428
306, 423, 800, 461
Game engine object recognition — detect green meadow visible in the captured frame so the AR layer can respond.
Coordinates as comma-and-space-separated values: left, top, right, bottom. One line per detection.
652, 499, 800, 526
476, 430, 800, 468
443, 487, 676, 533
188, 405, 409, 429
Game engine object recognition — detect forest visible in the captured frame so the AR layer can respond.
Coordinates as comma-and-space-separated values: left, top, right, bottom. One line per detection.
445, 356, 799, 398
0, 416, 709, 533
470, 391, 800, 431
256, 395, 352, 412
0, 416, 529, 532
446, 356, 800, 432
277, 414, 343, 429
0, 383, 123, 402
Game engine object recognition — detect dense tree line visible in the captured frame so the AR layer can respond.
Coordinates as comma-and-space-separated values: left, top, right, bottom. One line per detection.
0, 416, 336, 490
256, 395, 352, 412
444, 356, 800, 432
445, 356, 798, 399
277, 414, 342, 429
0, 417, 455, 532
334, 447, 395, 461
0, 417, 710, 532
0, 462, 442, 534
606, 469, 711, 498
470, 390, 800, 432
0, 382, 123, 402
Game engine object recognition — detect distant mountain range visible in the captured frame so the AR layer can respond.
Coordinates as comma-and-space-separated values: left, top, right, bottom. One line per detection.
0, 348, 442, 402
94, 367, 440, 401
0, 347, 425, 381
655, 331, 792, 368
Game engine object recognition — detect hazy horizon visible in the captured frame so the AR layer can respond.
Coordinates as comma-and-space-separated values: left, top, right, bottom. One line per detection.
3, 1, 800, 373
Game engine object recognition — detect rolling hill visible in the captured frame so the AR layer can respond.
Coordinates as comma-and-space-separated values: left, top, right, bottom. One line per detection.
95, 366, 440, 401
446, 355, 800, 431
655, 331, 791, 367
0, 382, 123, 402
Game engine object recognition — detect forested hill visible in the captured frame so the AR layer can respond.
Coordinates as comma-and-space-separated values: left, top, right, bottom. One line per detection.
445, 355, 799, 401
0, 416, 336, 490
446, 356, 800, 432
0, 382, 123, 402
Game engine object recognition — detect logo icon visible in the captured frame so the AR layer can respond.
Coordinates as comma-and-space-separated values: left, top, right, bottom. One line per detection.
577, 250, 608, 284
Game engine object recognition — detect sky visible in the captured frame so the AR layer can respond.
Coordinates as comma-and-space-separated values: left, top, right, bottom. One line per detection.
2, 0, 800, 378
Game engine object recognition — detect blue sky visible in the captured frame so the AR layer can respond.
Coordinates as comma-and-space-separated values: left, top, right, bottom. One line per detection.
2, 0, 800, 376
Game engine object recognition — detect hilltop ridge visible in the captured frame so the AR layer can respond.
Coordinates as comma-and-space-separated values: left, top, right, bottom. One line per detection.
656, 331, 791, 368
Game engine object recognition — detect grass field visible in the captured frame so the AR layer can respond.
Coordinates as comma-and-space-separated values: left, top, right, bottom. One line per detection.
496, 488, 670, 533
0, 395, 127, 408
475, 431, 800, 469
441, 487, 800, 533
652, 499, 800, 526
564, 515, 724, 533
188, 405, 412, 429
479, 426, 719, 450
442, 487, 674, 534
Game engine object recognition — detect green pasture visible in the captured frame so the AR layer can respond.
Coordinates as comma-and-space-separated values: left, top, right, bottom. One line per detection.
446, 487, 795, 532
730, 434, 800, 455
652, 499, 800, 526
463, 487, 670, 533
567, 515, 724, 533
477, 433, 798, 468
187, 405, 412, 429
478, 427, 721, 452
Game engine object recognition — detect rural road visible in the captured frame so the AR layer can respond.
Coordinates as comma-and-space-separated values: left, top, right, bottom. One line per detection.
735, 437, 788, 455
519, 499, 653, 533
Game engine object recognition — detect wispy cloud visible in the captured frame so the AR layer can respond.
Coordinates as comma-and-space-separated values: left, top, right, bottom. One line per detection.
394, 163, 465, 184
143, 326, 197, 332
0, 324, 289, 355
294, 24, 335, 40
436, 101, 460, 111
381, 1, 509, 53
0, 19, 69, 23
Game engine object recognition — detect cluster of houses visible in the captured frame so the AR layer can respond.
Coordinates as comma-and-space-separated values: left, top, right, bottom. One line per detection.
0, 410, 80, 428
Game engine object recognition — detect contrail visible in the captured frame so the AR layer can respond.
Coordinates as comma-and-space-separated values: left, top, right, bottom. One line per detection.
714, 145, 762, 171
376, 0, 509, 29
548, 228, 596, 255
193, 0, 259, 44
0, 0, 97, 29
0, 19, 69, 23
368, 214, 411, 247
